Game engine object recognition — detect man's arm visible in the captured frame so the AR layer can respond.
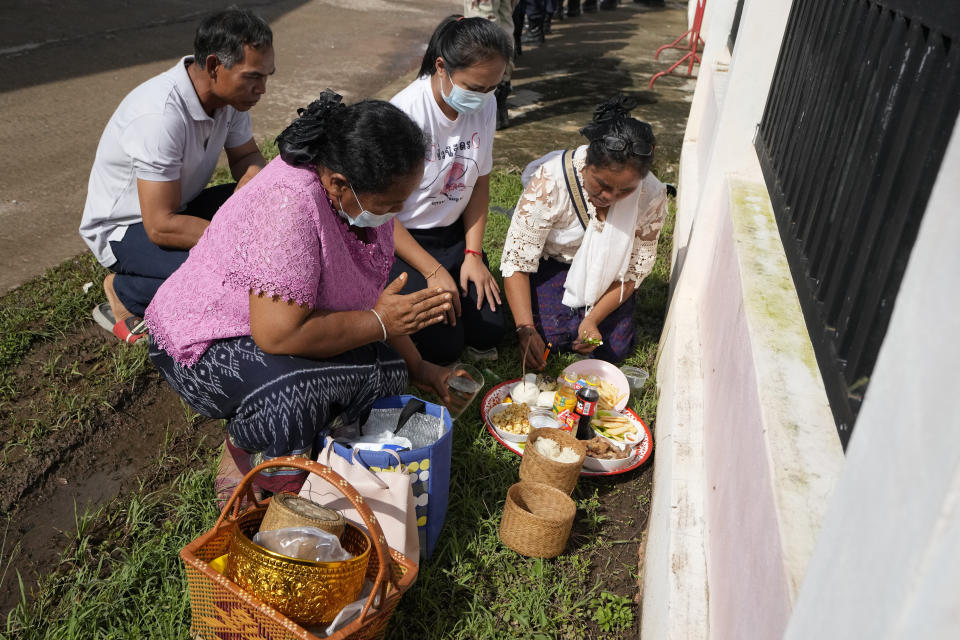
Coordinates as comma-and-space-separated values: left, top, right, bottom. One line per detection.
226, 138, 266, 190
137, 178, 209, 250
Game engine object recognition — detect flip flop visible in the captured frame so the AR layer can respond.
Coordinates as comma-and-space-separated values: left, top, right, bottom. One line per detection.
92, 302, 148, 344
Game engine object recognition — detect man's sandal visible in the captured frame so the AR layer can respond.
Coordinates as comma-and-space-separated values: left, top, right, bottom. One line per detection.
92, 302, 148, 344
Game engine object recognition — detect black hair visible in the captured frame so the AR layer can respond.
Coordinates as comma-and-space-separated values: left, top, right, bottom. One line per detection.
194, 6, 273, 69
580, 95, 657, 177
276, 90, 428, 194
417, 15, 513, 77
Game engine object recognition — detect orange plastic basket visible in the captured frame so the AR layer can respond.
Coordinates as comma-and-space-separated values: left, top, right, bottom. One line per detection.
181, 457, 418, 640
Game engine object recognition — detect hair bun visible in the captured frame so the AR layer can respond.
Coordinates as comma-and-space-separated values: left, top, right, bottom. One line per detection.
276, 90, 346, 167
593, 94, 635, 123
580, 94, 637, 141
297, 89, 344, 119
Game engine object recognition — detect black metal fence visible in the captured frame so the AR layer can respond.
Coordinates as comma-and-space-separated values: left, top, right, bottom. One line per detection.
755, 0, 960, 448
728, 0, 745, 52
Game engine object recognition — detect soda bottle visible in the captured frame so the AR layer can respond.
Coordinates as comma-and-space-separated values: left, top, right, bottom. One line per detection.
574, 385, 600, 440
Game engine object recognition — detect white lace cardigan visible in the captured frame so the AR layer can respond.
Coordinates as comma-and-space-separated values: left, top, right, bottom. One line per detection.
500, 145, 667, 285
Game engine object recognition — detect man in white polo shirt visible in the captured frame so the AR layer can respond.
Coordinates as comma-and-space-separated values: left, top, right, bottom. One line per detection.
79, 7, 275, 343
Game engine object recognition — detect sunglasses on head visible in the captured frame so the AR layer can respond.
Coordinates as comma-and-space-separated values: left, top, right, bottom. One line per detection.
601, 135, 653, 157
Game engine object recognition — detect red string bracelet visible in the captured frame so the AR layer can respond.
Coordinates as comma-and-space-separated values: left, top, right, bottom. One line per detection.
464, 249, 482, 258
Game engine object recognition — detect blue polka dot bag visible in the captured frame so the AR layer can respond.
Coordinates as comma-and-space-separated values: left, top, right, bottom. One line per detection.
328, 395, 453, 560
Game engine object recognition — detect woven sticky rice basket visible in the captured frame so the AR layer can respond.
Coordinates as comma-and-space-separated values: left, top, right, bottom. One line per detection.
499, 481, 576, 558
181, 457, 418, 640
259, 492, 346, 538
519, 427, 587, 494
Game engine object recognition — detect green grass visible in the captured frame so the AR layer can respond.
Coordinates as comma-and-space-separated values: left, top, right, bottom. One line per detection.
0, 255, 107, 375
2, 168, 673, 639
2, 451, 219, 640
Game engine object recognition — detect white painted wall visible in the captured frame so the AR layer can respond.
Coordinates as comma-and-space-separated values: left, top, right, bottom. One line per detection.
784, 106, 960, 640
645, 0, 850, 637
651, 0, 960, 637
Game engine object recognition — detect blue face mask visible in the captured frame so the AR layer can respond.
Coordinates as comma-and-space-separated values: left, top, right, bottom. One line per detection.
441, 70, 493, 115
337, 184, 397, 228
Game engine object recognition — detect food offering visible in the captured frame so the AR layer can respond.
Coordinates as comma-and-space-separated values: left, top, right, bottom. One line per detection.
490, 402, 533, 442
509, 373, 559, 409
533, 437, 581, 463
510, 374, 540, 405
584, 437, 629, 460
596, 378, 627, 413
480, 359, 649, 475
561, 360, 630, 412
582, 436, 635, 472
591, 410, 642, 444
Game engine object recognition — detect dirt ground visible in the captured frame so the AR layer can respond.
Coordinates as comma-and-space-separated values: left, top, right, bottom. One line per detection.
0, 0, 696, 622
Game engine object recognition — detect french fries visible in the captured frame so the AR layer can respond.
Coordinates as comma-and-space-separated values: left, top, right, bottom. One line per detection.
596, 379, 627, 412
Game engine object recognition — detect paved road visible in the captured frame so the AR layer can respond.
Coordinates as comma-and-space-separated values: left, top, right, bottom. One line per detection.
0, 0, 458, 295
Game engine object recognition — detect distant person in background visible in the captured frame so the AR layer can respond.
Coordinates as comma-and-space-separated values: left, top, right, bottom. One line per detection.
501, 96, 667, 369
79, 7, 274, 344
521, 0, 550, 45
388, 16, 512, 365
464, 0, 519, 128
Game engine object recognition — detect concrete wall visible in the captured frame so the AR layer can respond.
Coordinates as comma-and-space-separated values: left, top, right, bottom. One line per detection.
643, 0, 846, 637
784, 103, 960, 640
648, 0, 960, 637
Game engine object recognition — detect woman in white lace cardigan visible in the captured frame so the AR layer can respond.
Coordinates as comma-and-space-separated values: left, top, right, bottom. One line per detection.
501, 97, 667, 370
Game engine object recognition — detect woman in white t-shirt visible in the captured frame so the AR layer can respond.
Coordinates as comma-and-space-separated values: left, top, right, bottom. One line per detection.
389, 15, 513, 364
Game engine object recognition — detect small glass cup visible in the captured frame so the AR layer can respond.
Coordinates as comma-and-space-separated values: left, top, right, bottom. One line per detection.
445, 362, 485, 419
619, 366, 649, 398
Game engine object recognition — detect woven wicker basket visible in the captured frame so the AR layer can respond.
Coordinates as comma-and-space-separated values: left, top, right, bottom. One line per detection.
259, 492, 346, 538
499, 481, 576, 558
181, 457, 418, 640
519, 428, 587, 494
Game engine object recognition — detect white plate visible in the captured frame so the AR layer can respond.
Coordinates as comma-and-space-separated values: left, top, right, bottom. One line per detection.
563, 360, 629, 411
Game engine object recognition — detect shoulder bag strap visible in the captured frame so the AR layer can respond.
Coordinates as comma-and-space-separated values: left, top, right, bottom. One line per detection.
561, 149, 590, 230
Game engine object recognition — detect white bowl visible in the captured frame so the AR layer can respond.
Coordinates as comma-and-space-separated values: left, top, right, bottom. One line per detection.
528, 409, 562, 430
487, 403, 533, 443
562, 360, 629, 411
582, 450, 636, 472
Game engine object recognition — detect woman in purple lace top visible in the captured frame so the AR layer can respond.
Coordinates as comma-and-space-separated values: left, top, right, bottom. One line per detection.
144, 92, 453, 502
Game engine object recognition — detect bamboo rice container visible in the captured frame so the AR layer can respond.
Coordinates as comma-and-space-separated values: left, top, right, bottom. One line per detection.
519, 427, 587, 495
499, 481, 576, 558
258, 492, 345, 538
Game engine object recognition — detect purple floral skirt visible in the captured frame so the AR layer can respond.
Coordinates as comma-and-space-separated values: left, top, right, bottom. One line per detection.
530, 258, 636, 362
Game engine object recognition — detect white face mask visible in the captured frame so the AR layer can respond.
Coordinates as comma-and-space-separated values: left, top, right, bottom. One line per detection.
337, 184, 396, 228
440, 70, 493, 114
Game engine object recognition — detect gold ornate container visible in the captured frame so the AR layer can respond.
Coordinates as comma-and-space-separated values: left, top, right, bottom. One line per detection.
224, 509, 370, 626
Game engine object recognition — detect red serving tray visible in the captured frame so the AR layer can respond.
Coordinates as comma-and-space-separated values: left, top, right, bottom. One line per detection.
479, 379, 652, 477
